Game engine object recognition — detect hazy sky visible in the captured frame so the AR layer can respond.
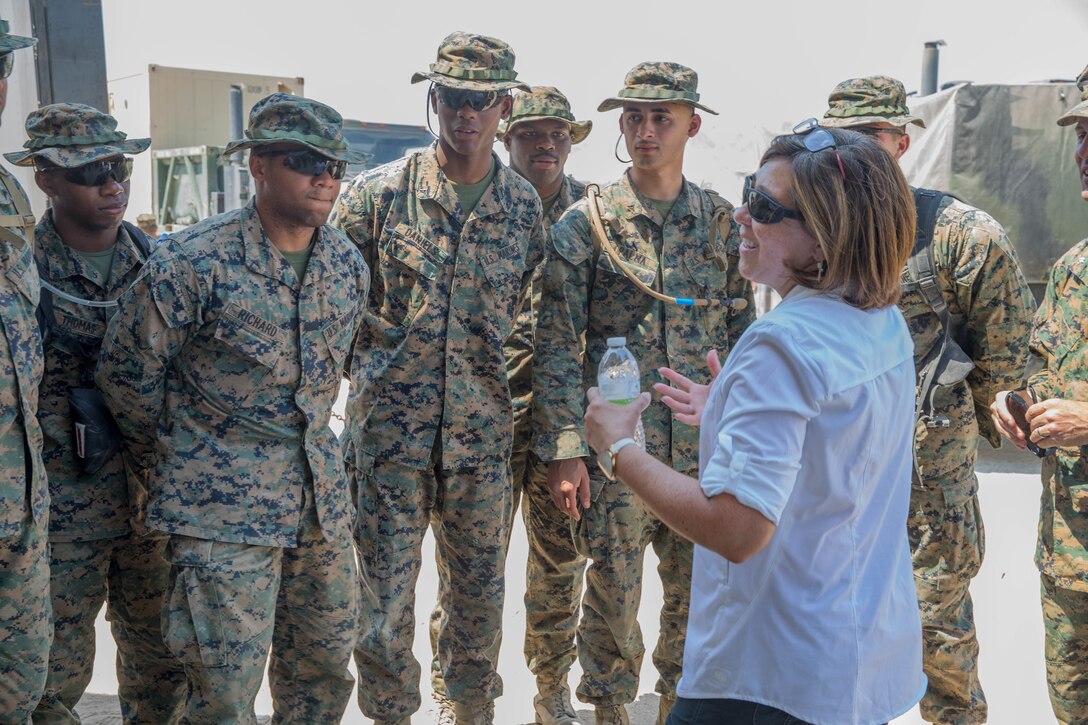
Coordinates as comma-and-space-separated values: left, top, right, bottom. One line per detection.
100, 0, 1088, 197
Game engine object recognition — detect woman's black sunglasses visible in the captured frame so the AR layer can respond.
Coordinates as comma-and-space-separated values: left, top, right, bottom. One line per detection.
743, 174, 803, 225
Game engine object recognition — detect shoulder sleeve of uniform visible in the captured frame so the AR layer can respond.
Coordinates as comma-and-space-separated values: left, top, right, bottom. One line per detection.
550, 200, 593, 267
933, 200, 1023, 285
140, 243, 201, 329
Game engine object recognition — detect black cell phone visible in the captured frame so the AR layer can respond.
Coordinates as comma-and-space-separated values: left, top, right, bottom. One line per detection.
1007, 392, 1049, 458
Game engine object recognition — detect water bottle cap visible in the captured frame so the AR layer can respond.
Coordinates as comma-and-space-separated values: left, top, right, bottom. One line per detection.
606, 336, 626, 347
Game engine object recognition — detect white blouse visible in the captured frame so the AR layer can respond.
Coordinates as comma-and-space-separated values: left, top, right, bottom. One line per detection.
678, 286, 926, 725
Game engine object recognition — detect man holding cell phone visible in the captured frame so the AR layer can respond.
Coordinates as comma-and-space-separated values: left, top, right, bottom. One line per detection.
992, 64, 1088, 724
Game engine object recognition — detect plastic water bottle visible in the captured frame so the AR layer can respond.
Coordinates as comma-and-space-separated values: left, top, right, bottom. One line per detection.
597, 337, 646, 449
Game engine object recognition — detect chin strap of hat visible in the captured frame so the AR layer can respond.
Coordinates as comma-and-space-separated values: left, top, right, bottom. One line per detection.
585, 183, 747, 310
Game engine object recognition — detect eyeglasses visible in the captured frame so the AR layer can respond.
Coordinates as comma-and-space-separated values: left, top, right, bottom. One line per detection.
852, 125, 907, 137
256, 149, 347, 180
0, 53, 13, 80
742, 174, 804, 224
793, 117, 846, 179
434, 85, 505, 112
40, 158, 133, 186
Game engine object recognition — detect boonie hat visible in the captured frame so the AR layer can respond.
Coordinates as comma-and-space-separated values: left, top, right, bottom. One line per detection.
597, 62, 717, 115
221, 93, 368, 163
820, 75, 926, 129
1057, 65, 1088, 127
412, 32, 529, 92
5, 103, 150, 168
0, 17, 35, 52
498, 86, 592, 144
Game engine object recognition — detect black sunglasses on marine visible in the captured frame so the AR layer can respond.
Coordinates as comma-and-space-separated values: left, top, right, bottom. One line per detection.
0, 52, 12, 80
434, 85, 504, 112
256, 149, 347, 180
743, 174, 804, 225
40, 158, 133, 187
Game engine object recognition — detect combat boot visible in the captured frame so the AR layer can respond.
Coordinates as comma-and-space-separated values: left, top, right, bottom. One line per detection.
594, 704, 630, 725
452, 699, 495, 725
656, 693, 676, 725
534, 680, 584, 724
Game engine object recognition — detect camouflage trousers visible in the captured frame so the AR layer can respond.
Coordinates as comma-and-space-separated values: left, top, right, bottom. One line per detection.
429, 446, 586, 697
350, 453, 511, 719
908, 472, 987, 725
0, 511, 50, 724
163, 494, 358, 724
32, 533, 185, 724
573, 470, 692, 706
1041, 574, 1088, 724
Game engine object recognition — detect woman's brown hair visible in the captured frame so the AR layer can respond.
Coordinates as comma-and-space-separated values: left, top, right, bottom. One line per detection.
760, 129, 915, 309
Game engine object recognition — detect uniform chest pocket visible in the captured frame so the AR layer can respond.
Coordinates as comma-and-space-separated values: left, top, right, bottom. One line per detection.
378, 224, 442, 327
210, 312, 282, 406
683, 248, 729, 336
594, 247, 656, 287
478, 242, 527, 336
320, 312, 355, 385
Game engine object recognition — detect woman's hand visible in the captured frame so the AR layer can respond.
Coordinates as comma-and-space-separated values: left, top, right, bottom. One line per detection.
653, 349, 722, 427
584, 388, 650, 455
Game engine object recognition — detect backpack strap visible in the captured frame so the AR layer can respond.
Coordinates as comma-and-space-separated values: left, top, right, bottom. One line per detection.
908, 188, 976, 477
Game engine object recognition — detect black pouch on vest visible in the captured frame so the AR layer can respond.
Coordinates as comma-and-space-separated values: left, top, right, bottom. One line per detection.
69, 387, 122, 475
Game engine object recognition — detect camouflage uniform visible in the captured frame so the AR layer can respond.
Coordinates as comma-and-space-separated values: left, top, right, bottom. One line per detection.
331, 33, 544, 723
824, 77, 1035, 725
1028, 71, 1088, 724
533, 63, 755, 712
95, 94, 369, 723
0, 19, 51, 724
0, 103, 187, 725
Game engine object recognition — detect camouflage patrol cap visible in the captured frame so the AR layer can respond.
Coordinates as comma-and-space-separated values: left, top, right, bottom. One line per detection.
1057, 65, 1088, 126
4, 103, 150, 168
497, 86, 592, 144
820, 76, 925, 129
597, 62, 718, 115
0, 18, 35, 52
412, 32, 529, 92
221, 92, 368, 163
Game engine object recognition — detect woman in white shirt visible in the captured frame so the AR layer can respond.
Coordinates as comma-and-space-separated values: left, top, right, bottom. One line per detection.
584, 123, 926, 725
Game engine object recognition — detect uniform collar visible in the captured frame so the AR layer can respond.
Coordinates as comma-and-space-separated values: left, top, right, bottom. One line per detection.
618, 170, 695, 226
415, 143, 515, 222
242, 198, 334, 289
36, 209, 146, 291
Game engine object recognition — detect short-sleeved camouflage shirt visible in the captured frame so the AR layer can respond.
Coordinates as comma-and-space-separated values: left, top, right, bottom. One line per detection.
532, 172, 755, 473
96, 199, 369, 547
36, 211, 150, 541
905, 195, 1035, 497
1027, 238, 1088, 591
331, 145, 546, 472
0, 166, 44, 536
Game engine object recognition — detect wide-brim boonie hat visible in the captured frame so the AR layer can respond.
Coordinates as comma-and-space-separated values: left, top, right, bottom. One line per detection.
597, 61, 717, 115
221, 92, 369, 163
4, 103, 150, 168
1058, 64, 1088, 126
497, 86, 592, 144
0, 18, 35, 52
820, 75, 926, 129
411, 31, 529, 92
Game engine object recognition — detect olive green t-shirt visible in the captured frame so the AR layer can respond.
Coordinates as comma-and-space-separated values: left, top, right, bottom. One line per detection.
649, 197, 678, 225
451, 160, 497, 217
541, 190, 561, 218
280, 240, 315, 283
76, 246, 116, 285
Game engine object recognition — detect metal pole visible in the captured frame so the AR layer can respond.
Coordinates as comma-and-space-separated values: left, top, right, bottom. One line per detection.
921, 40, 946, 96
